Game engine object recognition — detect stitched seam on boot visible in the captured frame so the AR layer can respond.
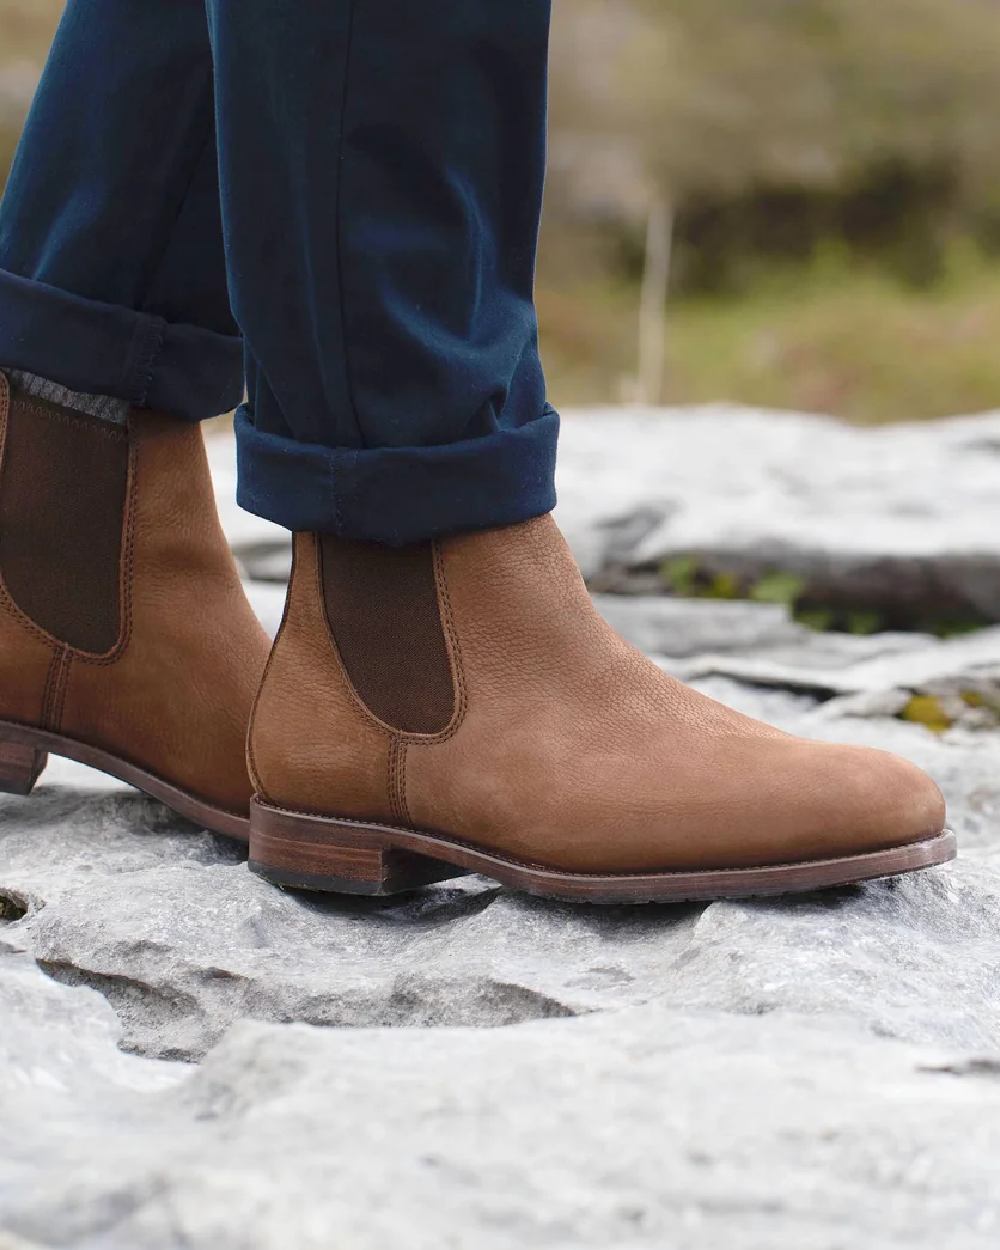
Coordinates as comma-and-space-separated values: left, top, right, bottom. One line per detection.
8, 401, 127, 440
426, 539, 469, 746
40, 647, 63, 733
387, 736, 412, 827
41, 646, 72, 733
397, 739, 412, 826
52, 651, 73, 732
387, 737, 401, 824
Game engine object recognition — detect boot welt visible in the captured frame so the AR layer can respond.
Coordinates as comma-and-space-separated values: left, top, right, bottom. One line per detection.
247, 799, 956, 904
0, 718, 249, 842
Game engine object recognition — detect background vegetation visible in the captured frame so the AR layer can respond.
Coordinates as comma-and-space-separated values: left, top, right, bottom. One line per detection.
5, 0, 1000, 421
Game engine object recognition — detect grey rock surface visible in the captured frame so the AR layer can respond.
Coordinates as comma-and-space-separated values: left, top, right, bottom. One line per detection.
553, 405, 1000, 623
671, 623, 1000, 696
1, 411, 998, 1248
666, 623, 1000, 733
592, 592, 804, 656
4, 956, 1000, 1250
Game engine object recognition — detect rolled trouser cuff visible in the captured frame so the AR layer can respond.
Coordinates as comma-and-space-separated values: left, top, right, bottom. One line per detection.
0, 267, 243, 420
235, 403, 560, 545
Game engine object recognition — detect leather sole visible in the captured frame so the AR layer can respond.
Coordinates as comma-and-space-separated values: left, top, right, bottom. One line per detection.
0, 718, 249, 842
248, 799, 957, 904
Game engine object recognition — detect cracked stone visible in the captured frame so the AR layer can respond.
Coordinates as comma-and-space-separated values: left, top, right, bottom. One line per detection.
3, 968, 1000, 1250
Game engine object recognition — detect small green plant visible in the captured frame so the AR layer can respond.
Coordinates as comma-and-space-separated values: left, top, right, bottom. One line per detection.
749, 571, 805, 607
708, 571, 740, 599
899, 695, 952, 734
657, 557, 995, 640
795, 607, 836, 632
844, 610, 883, 636
959, 689, 1000, 724
660, 556, 742, 600
661, 554, 701, 597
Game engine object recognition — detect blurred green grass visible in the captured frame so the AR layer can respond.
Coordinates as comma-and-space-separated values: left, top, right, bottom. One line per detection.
539, 242, 1000, 421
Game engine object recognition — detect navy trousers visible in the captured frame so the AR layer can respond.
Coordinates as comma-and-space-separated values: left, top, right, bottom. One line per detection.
0, 0, 558, 544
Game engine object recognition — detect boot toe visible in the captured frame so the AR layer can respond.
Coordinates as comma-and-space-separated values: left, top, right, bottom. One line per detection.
664, 738, 949, 871
844, 745, 947, 850
781, 742, 947, 865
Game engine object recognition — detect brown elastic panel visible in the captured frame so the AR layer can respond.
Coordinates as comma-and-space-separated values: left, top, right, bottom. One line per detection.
319, 535, 456, 734
0, 391, 129, 654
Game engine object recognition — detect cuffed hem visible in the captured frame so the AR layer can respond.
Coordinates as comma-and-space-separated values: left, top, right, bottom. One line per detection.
235, 403, 560, 545
0, 267, 244, 420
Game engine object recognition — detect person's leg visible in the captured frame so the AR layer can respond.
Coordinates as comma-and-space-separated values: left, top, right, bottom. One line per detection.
222, 3, 951, 899
0, 0, 241, 418
205, 0, 558, 546
0, 0, 269, 834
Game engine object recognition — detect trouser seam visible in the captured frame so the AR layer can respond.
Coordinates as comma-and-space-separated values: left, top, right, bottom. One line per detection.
138, 319, 166, 409
135, 61, 217, 324
127, 65, 214, 410
329, 458, 344, 536
123, 316, 166, 409
333, 0, 365, 448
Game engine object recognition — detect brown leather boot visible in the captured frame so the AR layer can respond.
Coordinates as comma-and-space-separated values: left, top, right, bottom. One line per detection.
247, 515, 954, 902
0, 372, 269, 839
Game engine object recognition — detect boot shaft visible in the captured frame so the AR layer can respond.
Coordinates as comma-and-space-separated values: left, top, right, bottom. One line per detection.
247, 515, 595, 828
0, 370, 269, 818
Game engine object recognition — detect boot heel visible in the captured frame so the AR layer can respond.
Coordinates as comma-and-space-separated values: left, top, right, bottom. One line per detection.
0, 738, 48, 796
249, 799, 466, 895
